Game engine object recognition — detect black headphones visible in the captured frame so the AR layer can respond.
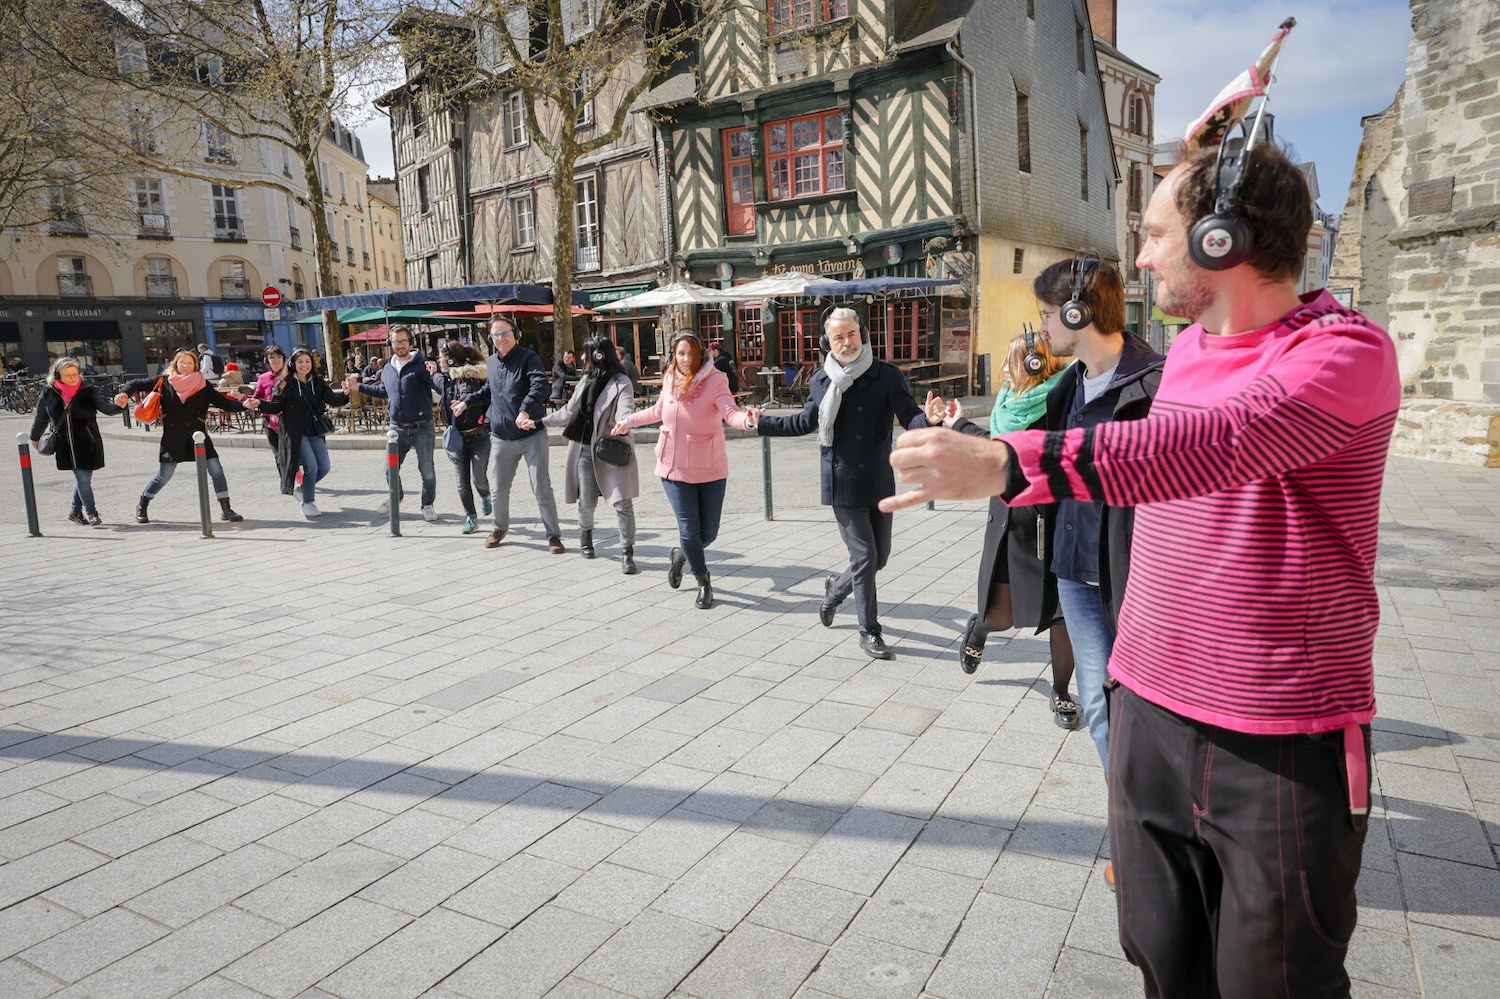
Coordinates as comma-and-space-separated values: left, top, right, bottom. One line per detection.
1060, 251, 1098, 331
584, 335, 609, 366
1021, 323, 1044, 375
1188, 135, 1254, 271
818, 305, 867, 353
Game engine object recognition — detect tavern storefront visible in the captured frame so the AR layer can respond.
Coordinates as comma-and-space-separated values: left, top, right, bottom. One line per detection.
0, 300, 205, 376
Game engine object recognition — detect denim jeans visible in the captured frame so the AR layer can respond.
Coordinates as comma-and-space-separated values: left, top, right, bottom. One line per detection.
577, 446, 634, 545
447, 430, 491, 517
144, 459, 229, 500
1055, 577, 1115, 768
659, 478, 727, 575
70, 469, 97, 516
298, 436, 332, 502
392, 422, 437, 507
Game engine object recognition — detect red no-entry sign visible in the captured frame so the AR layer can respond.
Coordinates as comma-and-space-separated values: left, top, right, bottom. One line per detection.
261, 286, 282, 308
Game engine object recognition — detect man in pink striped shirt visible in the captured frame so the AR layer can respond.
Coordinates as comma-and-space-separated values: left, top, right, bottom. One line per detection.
893, 142, 1399, 998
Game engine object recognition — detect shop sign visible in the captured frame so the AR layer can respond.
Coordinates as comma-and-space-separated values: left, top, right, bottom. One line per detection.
154, 308, 179, 318
768, 258, 858, 275
55, 308, 105, 319
587, 285, 650, 306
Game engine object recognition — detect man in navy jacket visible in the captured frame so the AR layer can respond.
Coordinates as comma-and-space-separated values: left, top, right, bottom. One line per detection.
452, 316, 563, 553
758, 308, 929, 659
347, 325, 441, 521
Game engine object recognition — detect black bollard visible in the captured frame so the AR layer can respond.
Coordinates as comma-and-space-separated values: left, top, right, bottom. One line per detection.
386, 429, 401, 537
122, 404, 132, 429
16, 433, 42, 538
761, 435, 774, 522
192, 431, 214, 538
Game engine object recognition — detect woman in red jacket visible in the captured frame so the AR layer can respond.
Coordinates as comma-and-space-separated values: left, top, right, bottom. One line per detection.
615, 331, 758, 609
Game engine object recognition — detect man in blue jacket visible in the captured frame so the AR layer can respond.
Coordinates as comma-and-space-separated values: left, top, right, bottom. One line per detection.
451, 317, 563, 553
758, 308, 930, 659
347, 325, 440, 521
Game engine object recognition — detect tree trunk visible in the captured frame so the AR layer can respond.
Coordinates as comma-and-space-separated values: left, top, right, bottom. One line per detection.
551, 148, 577, 359
299, 144, 343, 380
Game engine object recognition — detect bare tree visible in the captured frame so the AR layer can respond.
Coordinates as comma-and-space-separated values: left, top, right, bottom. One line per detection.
405, 0, 733, 356
21, 0, 399, 379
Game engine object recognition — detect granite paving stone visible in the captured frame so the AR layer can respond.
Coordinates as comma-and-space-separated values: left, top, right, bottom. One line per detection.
439, 905, 619, 999
573, 908, 722, 999
679, 923, 825, 999
220, 896, 412, 998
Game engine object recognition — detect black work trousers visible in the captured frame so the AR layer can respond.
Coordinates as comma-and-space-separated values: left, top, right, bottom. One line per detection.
831, 504, 893, 637
1109, 685, 1370, 999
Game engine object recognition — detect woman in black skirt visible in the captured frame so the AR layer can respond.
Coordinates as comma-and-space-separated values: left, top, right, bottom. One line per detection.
934, 333, 1080, 729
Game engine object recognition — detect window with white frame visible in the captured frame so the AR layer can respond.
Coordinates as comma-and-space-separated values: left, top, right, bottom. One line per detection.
510, 190, 536, 247
134, 178, 163, 216
504, 91, 528, 147
574, 175, 600, 271
211, 184, 241, 235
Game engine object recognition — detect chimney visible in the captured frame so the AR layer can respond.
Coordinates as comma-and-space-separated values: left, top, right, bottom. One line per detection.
1088, 0, 1117, 45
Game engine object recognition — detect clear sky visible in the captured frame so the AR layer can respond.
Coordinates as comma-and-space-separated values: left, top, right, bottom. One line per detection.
355, 1, 1418, 218
1117, 0, 1414, 216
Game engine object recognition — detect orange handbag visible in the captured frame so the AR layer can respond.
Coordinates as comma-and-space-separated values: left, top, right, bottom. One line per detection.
133, 376, 165, 423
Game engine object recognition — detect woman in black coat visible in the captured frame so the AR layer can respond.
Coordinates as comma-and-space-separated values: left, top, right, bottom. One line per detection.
115, 349, 253, 524
29, 357, 123, 526
254, 348, 350, 518
935, 333, 1080, 729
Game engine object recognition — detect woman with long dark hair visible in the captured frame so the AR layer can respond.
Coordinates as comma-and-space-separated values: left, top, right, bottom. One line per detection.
614, 331, 758, 608
254, 347, 350, 518
436, 341, 492, 534
528, 335, 640, 573
934, 332, 1080, 728
29, 357, 123, 526
114, 349, 252, 523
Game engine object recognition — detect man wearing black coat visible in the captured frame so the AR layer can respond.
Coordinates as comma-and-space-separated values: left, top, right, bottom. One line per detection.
758, 308, 929, 659
551, 350, 577, 403
710, 340, 739, 392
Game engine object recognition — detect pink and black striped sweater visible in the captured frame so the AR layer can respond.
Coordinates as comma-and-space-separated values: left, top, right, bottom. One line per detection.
1001, 291, 1400, 736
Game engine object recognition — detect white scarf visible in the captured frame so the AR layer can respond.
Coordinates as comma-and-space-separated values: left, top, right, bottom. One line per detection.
817, 344, 873, 447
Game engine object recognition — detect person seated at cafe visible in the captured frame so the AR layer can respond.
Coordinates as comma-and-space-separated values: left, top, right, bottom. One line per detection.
216, 362, 245, 394
709, 340, 739, 393
551, 349, 577, 405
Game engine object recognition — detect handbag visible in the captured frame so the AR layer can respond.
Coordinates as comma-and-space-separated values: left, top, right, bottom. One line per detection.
133, 376, 165, 424
312, 411, 337, 437
37, 424, 58, 455
441, 421, 464, 456
592, 435, 632, 467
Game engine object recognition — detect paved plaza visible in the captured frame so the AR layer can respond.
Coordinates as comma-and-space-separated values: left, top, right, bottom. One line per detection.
1, 413, 1498, 999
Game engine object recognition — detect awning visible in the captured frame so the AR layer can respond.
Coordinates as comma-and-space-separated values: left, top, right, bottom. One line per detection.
593, 282, 727, 311
344, 325, 393, 342
295, 307, 451, 324
294, 282, 552, 312
718, 271, 825, 300
433, 304, 595, 318
804, 276, 961, 296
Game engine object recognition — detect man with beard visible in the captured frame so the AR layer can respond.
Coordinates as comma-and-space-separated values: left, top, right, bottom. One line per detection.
347, 325, 441, 521
757, 308, 930, 660
882, 141, 1400, 997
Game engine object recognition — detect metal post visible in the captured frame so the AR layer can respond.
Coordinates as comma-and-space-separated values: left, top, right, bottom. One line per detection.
761, 435, 774, 522
16, 433, 42, 537
192, 431, 213, 538
386, 429, 401, 537
122, 402, 132, 429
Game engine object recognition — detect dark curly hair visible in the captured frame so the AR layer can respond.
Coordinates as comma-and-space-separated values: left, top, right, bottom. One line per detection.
1175, 142, 1311, 282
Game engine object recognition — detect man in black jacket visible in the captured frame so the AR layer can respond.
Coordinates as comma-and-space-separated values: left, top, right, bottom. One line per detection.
346, 325, 442, 521
452, 317, 563, 553
551, 349, 577, 404
710, 340, 739, 392
759, 308, 929, 659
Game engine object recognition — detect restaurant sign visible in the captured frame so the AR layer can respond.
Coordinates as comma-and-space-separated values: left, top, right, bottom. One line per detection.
768, 257, 859, 275
586, 285, 650, 306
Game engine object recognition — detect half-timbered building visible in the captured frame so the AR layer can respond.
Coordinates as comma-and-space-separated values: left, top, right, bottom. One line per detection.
644, 0, 1118, 389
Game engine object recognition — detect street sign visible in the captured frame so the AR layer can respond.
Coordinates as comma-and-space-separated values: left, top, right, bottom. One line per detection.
261, 286, 282, 308
263, 308, 280, 321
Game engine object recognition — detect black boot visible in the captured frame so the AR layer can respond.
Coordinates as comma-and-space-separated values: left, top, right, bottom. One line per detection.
667, 547, 686, 589
580, 529, 595, 559
219, 498, 243, 522
694, 572, 713, 610
135, 496, 151, 524
621, 545, 638, 575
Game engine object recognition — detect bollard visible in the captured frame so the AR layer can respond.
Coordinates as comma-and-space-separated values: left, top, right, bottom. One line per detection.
16, 433, 42, 538
386, 429, 401, 537
761, 435, 774, 522
928, 499, 935, 511
122, 403, 132, 429
192, 431, 214, 538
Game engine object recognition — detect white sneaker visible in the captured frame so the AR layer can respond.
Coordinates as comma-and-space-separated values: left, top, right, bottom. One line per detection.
421, 505, 438, 522
377, 498, 390, 516
302, 502, 321, 518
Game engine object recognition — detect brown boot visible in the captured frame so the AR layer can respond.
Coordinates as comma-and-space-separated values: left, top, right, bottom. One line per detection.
485, 529, 506, 548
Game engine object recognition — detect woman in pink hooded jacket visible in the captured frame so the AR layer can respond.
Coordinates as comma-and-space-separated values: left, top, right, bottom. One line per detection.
615, 330, 758, 609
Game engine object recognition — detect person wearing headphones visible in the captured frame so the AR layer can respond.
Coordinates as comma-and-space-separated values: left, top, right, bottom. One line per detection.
345, 324, 441, 522
451, 317, 563, 553
884, 138, 1399, 996
757, 307, 930, 659
530, 336, 639, 572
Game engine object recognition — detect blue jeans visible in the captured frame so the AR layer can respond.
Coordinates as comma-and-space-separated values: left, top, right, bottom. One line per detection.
70, 469, 97, 516
144, 459, 229, 500
1056, 577, 1115, 768
298, 436, 332, 502
392, 423, 437, 507
659, 478, 727, 575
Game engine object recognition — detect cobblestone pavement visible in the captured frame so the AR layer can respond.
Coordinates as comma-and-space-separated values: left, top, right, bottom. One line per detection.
2, 413, 1498, 998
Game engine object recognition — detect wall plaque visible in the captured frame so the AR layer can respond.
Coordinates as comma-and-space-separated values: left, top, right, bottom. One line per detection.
1409, 177, 1454, 217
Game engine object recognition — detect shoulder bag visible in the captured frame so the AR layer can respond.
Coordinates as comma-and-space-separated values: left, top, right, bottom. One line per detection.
441, 421, 464, 456
38, 393, 73, 455
133, 376, 166, 424
592, 435, 631, 467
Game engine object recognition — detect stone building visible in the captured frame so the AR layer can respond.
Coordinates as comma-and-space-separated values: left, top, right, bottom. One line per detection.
1332, 0, 1500, 465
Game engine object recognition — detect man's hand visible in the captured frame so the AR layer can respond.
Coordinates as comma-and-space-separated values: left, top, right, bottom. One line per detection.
516, 411, 536, 431
243, 398, 260, 410
450, 400, 467, 416
879, 427, 1011, 512
114, 392, 129, 407
923, 390, 946, 424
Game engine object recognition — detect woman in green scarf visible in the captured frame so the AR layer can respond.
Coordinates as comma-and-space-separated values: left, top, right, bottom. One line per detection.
934, 332, 1081, 729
